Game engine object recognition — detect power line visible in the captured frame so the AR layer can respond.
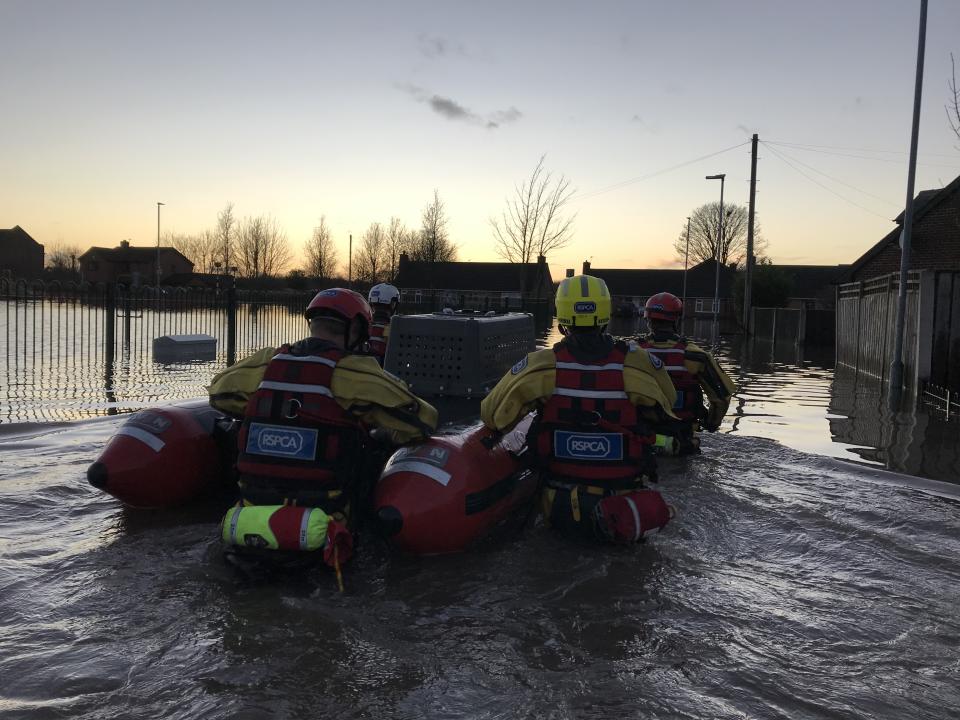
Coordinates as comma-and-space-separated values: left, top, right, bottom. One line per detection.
764, 138, 960, 160
572, 141, 751, 202
762, 142, 894, 220
759, 141, 898, 206
765, 140, 960, 167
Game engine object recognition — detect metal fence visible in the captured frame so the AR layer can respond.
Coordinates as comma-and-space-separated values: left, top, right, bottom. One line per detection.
1, 277, 313, 423
751, 307, 836, 345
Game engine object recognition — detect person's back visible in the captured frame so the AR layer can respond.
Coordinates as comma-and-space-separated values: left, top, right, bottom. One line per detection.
636, 292, 735, 454
366, 283, 400, 366
481, 275, 676, 544
210, 288, 437, 527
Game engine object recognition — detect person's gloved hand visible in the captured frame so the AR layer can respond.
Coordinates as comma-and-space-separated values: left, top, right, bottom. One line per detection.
703, 405, 725, 432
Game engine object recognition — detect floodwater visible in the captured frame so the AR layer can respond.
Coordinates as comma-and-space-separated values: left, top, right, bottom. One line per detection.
1, 410, 959, 718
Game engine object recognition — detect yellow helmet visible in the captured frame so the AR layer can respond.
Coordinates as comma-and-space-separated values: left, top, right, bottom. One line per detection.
555, 274, 611, 328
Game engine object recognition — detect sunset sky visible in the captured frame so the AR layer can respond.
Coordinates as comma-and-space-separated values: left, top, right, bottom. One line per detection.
3, 0, 960, 278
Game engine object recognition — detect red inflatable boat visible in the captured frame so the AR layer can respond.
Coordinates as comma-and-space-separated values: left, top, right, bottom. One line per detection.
87, 404, 538, 555
373, 423, 538, 555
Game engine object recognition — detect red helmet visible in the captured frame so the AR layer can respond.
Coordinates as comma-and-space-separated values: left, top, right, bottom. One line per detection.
305, 288, 373, 327
644, 292, 682, 321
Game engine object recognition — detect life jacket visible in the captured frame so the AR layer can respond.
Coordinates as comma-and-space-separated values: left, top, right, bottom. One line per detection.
236, 341, 366, 516
638, 335, 706, 423
368, 314, 390, 363
530, 341, 655, 490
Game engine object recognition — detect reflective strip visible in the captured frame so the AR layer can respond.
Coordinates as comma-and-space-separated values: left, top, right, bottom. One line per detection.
580, 275, 589, 296
381, 460, 451, 487
257, 381, 333, 397
663, 366, 688, 372
553, 388, 628, 399
117, 426, 165, 453
555, 362, 624, 371
369, 337, 387, 345
625, 496, 642, 542
226, 506, 242, 545
299, 508, 313, 551
271, 354, 336, 366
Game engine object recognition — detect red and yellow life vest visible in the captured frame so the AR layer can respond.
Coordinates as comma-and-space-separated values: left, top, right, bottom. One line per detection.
637, 337, 705, 423
530, 342, 655, 489
236, 343, 365, 514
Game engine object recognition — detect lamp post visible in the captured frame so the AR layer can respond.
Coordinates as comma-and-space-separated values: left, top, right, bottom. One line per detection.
156, 202, 165, 287
705, 174, 725, 345
681, 215, 691, 324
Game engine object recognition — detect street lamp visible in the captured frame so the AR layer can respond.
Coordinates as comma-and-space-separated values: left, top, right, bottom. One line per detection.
681, 215, 691, 324
156, 201, 165, 287
705, 174, 725, 344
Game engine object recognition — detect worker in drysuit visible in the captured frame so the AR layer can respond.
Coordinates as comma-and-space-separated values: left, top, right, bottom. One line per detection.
480, 275, 678, 545
636, 292, 736, 455
209, 288, 438, 571
366, 283, 400, 365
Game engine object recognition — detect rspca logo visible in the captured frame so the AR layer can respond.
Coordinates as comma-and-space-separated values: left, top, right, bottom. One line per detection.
554, 431, 623, 461
573, 301, 596, 314
247, 423, 318, 461
511, 356, 528, 375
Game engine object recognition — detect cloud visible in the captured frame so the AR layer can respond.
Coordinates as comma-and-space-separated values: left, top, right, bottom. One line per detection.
429, 95, 472, 121
418, 34, 468, 59
398, 83, 521, 130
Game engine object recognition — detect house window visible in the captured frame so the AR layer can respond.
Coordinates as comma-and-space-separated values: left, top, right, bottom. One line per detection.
695, 298, 718, 313
414, 290, 422, 303
87, 261, 99, 271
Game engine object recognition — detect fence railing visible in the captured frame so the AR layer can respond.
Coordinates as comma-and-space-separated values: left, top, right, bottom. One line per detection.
1, 277, 314, 423
0, 278, 555, 424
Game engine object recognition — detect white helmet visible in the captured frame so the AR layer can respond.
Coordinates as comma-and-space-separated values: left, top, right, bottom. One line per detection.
368, 283, 400, 307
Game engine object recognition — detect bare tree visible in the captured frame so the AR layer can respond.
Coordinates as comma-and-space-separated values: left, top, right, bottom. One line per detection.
215, 203, 236, 273
948, 53, 960, 145
386, 216, 409, 281
45, 242, 82, 272
674, 203, 765, 267
411, 190, 457, 263
354, 222, 390, 284
491, 155, 576, 269
303, 216, 340, 280
236, 214, 291, 277
166, 231, 219, 273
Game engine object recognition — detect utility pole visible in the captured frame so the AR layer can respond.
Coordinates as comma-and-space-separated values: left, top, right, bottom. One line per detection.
348, 233, 353, 290
682, 216, 691, 323
744, 133, 758, 333
156, 202, 165, 287
889, 0, 928, 410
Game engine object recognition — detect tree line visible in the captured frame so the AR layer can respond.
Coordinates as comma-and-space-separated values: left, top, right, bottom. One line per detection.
160, 190, 458, 284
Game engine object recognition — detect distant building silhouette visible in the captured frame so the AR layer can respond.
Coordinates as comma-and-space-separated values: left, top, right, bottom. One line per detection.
0, 226, 44, 279
78, 241, 193, 285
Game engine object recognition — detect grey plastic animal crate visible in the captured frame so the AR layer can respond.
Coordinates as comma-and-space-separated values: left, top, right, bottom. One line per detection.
384, 311, 536, 397
152, 333, 218, 363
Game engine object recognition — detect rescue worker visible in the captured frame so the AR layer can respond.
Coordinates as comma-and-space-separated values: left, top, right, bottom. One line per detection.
208, 288, 438, 528
637, 292, 736, 455
480, 275, 678, 545
367, 283, 400, 365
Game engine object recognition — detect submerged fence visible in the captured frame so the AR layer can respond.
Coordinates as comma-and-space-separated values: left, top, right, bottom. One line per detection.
836, 270, 960, 394
1, 278, 313, 423
1, 278, 554, 424
751, 307, 836, 346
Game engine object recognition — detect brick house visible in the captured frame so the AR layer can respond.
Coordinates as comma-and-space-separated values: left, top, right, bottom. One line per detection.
79, 241, 193, 284
842, 174, 960, 282
0, 226, 44, 279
